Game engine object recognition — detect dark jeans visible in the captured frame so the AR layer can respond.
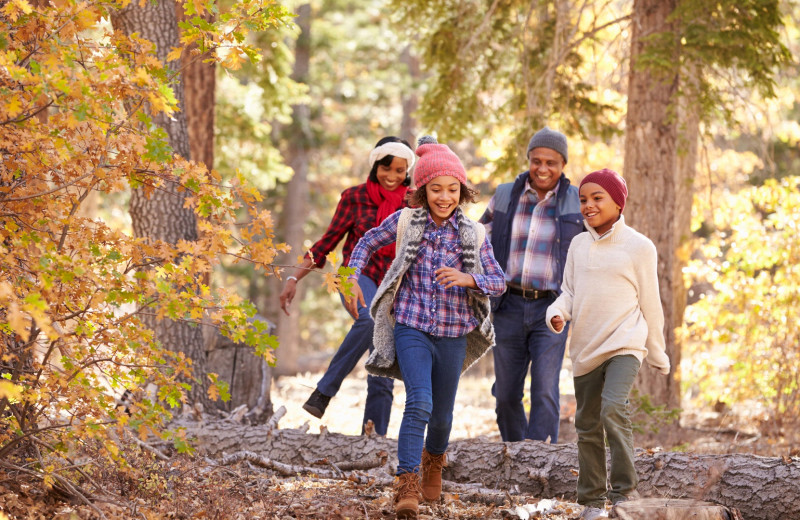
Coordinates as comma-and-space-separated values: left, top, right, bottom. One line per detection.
492, 292, 567, 442
574, 355, 641, 507
394, 323, 467, 474
316, 275, 394, 435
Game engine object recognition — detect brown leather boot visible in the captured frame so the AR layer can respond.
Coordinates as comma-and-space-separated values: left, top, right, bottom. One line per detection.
393, 472, 422, 519
420, 448, 446, 502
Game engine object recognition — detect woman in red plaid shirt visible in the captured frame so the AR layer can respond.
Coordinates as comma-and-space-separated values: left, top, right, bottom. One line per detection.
279, 136, 415, 436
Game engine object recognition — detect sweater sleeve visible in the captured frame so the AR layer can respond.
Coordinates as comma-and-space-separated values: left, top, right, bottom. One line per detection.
546, 239, 576, 333
636, 239, 670, 374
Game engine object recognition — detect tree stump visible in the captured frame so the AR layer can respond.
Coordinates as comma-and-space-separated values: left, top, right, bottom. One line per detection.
613, 498, 739, 520
203, 315, 274, 421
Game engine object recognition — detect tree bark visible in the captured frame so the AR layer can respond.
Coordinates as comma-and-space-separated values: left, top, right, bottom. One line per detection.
623, 0, 688, 408
176, 4, 215, 170
614, 499, 737, 520
111, 2, 207, 405
273, 3, 312, 376
177, 423, 800, 520
399, 45, 419, 148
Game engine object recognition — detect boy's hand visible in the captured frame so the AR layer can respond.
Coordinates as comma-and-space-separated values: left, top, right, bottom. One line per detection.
550, 315, 564, 333
344, 278, 366, 320
435, 267, 477, 289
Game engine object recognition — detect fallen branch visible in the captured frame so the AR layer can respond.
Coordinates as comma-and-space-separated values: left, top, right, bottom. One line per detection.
219, 450, 519, 506
312, 452, 388, 471
126, 431, 170, 461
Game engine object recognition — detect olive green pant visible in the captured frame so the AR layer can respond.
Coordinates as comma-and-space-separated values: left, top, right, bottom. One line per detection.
573, 355, 641, 507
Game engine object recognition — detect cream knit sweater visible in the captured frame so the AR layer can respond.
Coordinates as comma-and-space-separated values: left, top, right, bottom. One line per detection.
545, 216, 671, 378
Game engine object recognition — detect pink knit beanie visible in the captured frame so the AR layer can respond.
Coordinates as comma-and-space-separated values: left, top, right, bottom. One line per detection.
580, 168, 628, 213
412, 136, 467, 188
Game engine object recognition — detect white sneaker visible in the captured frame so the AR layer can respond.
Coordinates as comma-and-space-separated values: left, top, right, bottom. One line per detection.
579, 506, 609, 520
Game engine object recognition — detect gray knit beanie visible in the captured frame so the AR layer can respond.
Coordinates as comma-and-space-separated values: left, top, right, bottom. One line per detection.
526, 126, 568, 164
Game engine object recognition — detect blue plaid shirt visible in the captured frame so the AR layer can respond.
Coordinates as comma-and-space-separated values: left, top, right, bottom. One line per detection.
483, 180, 560, 291
349, 209, 506, 338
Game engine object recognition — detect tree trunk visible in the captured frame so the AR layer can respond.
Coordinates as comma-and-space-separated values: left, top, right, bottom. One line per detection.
177, 423, 800, 520
273, 3, 312, 377
111, 2, 207, 405
203, 316, 273, 422
623, 0, 686, 408
399, 45, 419, 148
176, 4, 215, 170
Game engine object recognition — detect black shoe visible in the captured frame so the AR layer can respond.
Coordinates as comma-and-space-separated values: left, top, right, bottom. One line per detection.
302, 389, 332, 419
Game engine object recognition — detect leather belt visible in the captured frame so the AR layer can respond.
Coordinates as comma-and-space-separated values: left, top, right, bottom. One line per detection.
506, 286, 556, 300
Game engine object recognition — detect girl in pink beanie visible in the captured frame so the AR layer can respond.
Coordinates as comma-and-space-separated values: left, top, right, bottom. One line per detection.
546, 168, 670, 520
345, 136, 505, 519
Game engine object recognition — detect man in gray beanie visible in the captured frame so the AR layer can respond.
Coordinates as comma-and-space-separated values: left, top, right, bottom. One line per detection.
479, 126, 583, 443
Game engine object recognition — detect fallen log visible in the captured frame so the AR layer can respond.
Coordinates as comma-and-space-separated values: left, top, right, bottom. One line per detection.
613, 498, 742, 520
173, 420, 800, 520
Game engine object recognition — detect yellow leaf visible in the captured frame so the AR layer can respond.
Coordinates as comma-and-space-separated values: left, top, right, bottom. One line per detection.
6, 304, 29, 341
0, 381, 22, 401
166, 47, 183, 62
325, 251, 339, 266
12, 0, 33, 14
5, 97, 22, 118
207, 384, 219, 401
134, 67, 151, 86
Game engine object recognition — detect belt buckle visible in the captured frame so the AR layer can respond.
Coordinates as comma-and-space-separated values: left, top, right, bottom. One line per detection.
524, 288, 546, 299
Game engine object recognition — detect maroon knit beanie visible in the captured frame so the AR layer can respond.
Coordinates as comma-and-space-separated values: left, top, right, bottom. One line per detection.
413, 137, 467, 188
580, 168, 628, 213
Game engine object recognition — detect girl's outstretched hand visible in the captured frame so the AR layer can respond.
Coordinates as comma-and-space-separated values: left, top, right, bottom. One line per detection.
435, 267, 477, 289
550, 315, 564, 333
344, 278, 366, 320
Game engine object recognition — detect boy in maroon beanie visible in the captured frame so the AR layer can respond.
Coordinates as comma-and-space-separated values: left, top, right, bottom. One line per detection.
547, 169, 670, 519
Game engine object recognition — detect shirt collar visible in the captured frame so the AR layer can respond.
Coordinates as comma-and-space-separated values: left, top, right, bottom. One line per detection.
426, 207, 461, 230
586, 214, 627, 241
524, 178, 561, 202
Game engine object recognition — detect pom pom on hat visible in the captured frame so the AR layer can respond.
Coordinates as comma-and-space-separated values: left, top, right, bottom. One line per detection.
413, 135, 467, 188
527, 126, 568, 164
580, 168, 628, 213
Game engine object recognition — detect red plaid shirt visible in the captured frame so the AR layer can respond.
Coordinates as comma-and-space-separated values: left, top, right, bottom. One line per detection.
306, 183, 402, 285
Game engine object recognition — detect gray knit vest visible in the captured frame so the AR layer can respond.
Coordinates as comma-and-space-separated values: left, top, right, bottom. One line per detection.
365, 207, 495, 380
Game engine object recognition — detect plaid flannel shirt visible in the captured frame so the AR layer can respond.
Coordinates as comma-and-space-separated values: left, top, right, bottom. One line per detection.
349, 209, 506, 338
483, 180, 560, 291
306, 183, 398, 285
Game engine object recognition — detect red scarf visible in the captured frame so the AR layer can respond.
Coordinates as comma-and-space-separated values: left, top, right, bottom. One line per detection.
366, 180, 407, 261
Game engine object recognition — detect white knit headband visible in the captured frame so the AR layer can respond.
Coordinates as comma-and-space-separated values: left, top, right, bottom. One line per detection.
368, 142, 416, 170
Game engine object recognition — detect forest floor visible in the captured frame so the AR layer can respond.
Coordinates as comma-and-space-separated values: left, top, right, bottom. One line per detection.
2, 366, 796, 520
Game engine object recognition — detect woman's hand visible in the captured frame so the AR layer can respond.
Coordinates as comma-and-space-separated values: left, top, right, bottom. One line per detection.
550, 315, 564, 333
435, 267, 477, 289
344, 278, 366, 320
279, 278, 298, 316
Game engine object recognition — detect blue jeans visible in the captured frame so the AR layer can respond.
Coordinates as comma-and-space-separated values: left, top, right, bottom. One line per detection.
316, 275, 394, 435
394, 323, 467, 474
492, 292, 568, 442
